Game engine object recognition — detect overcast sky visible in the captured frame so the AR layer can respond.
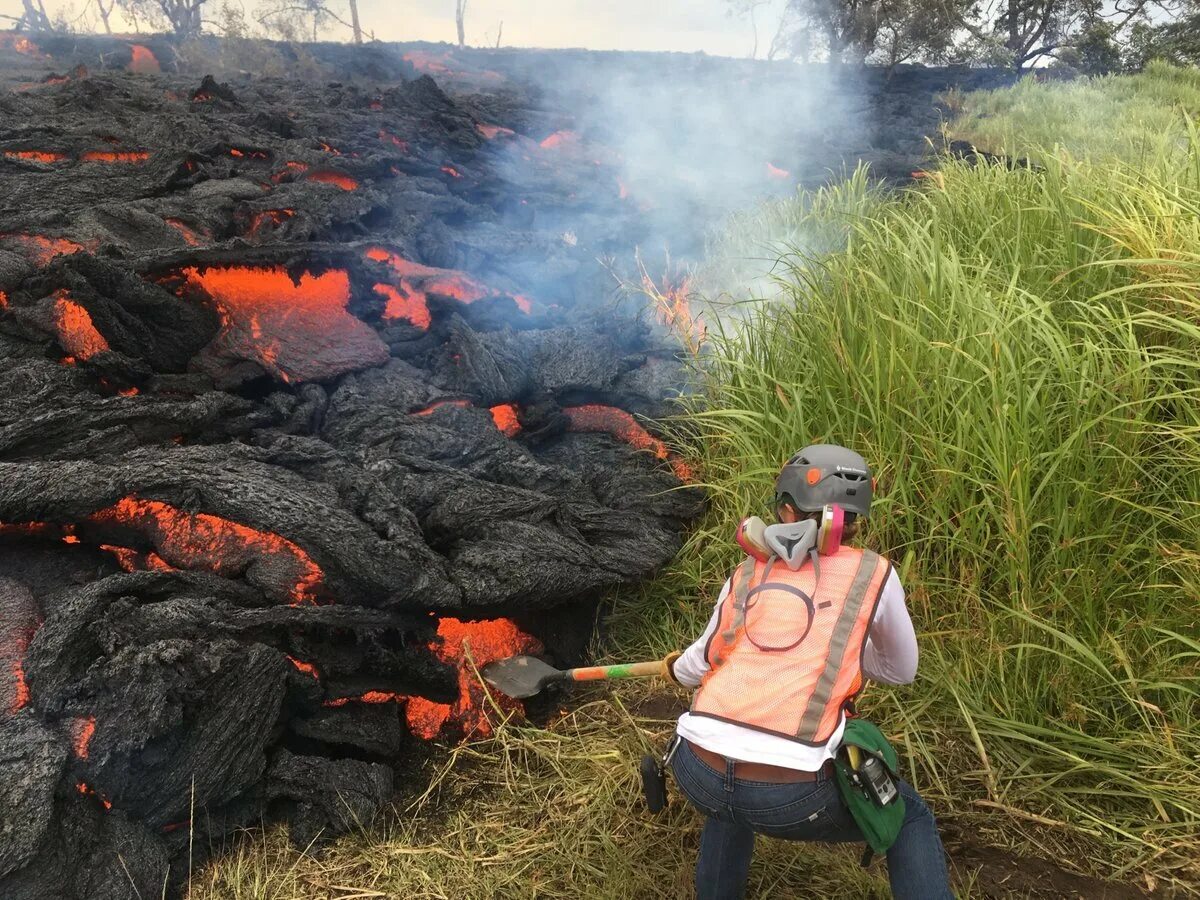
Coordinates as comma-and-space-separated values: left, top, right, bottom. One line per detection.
13, 1, 791, 57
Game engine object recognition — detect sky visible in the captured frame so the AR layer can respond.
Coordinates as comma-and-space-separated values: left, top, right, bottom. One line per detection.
14, 0, 792, 58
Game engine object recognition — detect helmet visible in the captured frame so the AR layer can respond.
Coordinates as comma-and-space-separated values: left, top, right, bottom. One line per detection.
774, 444, 873, 518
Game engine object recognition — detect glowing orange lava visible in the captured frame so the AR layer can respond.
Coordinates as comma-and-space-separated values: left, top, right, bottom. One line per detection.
412, 399, 470, 417
402, 50, 454, 76
81, 151, 149, 163
272, 160, 309, 182
441, 165, 462, 178
248, 208, 295, 236
378, 130, 409, 152
286, 656, 319, 678
70, 715, 96, 759
4, 629, 32, 714
365, 247, 532, 316
90, 496, 324, 606
163, 218, 203, 246
3, 150, 66, 162
374, 283, 431, 330
766, 162, 790, 180
0, 233, 87, 265
476, 124, 514, 140
0, 34, 45, 57
564, 405, 694, 481
76, 782, 112, 810
181, 265, 388, 383
323, 617, 542, 739
306, 170, 358, 191
540, 130, 579, 150
0, 290, 7, 310
100, 544, 175, 573
53, 292, 109, 362
128, 45, 160, 73
489, 404, 521, 437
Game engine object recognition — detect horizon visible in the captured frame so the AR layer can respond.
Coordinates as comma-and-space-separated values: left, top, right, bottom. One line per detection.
18, 0, 791, 58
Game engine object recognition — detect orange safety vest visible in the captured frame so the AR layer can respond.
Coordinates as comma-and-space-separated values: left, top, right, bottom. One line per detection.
690, 547, 891, 746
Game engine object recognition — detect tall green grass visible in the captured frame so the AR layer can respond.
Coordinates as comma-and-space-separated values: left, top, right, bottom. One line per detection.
618, 68, 1200, 889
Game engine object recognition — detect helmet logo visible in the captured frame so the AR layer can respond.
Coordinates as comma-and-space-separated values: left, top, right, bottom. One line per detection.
805, 467, 822, 485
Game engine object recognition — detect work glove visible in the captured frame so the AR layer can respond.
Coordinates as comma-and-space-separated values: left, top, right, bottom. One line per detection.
662, 650, 684, 686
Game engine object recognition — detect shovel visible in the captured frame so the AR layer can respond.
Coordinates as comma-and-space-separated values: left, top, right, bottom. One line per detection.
481, 654, 675, 699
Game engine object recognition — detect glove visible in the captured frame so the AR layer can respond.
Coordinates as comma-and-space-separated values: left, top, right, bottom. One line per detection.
662, 650, 684, 686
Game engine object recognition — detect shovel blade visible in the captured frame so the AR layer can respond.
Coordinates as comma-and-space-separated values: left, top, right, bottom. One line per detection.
481, 654, 562, 699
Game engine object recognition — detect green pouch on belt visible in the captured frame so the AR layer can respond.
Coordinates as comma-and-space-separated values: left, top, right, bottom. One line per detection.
833, 718, 906, 859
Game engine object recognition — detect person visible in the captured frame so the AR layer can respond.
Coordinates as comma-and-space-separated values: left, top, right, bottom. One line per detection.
666, 444, 953, 900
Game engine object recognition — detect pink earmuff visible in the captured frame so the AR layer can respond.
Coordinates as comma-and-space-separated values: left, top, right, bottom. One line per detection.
736, 517, 771, 562
817, 504, 844, 555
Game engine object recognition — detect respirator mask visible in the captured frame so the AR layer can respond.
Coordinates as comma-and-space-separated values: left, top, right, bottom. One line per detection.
735, 503, 845, 569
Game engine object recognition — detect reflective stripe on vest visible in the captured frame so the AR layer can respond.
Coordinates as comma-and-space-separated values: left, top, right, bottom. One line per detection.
691, 547, 891, 746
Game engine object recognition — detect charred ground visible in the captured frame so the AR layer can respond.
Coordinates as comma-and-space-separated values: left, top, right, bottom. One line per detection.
0, 33, 1012, 900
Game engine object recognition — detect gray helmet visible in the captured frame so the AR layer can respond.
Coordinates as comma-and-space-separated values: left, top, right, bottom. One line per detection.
774, 444, 873, 517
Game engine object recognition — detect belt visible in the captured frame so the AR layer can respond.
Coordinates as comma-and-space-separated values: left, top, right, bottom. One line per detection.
687, 740, 835, 784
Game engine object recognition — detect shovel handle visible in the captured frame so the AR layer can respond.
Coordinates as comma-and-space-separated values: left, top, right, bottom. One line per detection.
565, 658, 670, 683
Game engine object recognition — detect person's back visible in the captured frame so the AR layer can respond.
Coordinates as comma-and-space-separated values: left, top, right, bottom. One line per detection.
667, 445, 953, 899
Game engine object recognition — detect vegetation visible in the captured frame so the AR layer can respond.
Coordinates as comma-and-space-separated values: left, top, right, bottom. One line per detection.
195, 66, 1200, 899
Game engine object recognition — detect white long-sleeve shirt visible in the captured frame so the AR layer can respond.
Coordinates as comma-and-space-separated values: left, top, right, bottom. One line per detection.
674, 565, 918, 771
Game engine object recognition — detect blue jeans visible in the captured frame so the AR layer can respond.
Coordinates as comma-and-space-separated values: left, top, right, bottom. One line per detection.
671, 739, 954, 900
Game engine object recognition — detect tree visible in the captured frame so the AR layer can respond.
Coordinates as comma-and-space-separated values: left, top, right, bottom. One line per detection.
116, 0, 208, 36
0, 0, 56, 31
257, 0, 367, 43
765, 0, 965, 63
456, 0, 467, 48
96, 0, 116, 33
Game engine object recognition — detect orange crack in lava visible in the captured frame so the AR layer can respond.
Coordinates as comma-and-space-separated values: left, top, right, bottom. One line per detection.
373, 283, 431, 330
89, 497, 323, 606
53, 291, 109, 362
412, 399, 470, 417
286, 656, 319, 678
365, 247, 532, 316
272, 161, 309, 183
306, 170, 357, 191
248, 208, 295, 236
81, 150, 149, 163
476, 124, 514, 140
563, 405, 694, 482
76, 782, 112, 810
0, 290, 7, 310
378, 131, 409, 152
441, 165, 462, 178
163, 218, 204, 246
128, 45, 160, 73
0, 233, 88, 265
766, 162, 790, 180
402, 50, 454, 76
181, 265, 388, 383
539, 130, 579, 150
489, 403, 521, 437
323, 618, 542, 740
70, 715, 96, 759
100, 544, 175, 573
3, 630, 33, 714
3, 150, 66, 162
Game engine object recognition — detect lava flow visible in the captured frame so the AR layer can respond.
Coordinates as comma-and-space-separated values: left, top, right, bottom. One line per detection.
374, 282, 432, 329
163, 217, 204, 245
366, 246, 532, 316
3, 150, 66, 162
564, 405, 693, 481
89, 496, 324, 606
53, 291, 110, 362
325, 617, 543, 740
70, 715, 97, 758
181, 265, 388, 383
306, 169, 358, 190
81, 151, 150, 163
0, 233, 87, 265
128, 45, 160, 74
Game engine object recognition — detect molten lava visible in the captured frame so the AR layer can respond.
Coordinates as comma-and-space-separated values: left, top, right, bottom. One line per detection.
248, 208, 295, 236
286, 656, 319, 679
766, 162, 790, 180
76, 782, 112, 810
163, 218, 204, 246
0, 233, 87, 265
374, 283, 431, 330
306, 170, 358, 191
412, 399, 471, 417
539, 130, 579, 150
564, 405, 693, 481
272, 160, 309, 182
323, 617, 542, 739
53, 292, 110, 362
3, 629, 33, 714
181, 265, 388, 383
3, 150, 66, 163
489, 404, 521, 437
365, 247, 532, 316
402, 50, 454, 76
100, 544, 175, 573
476, 124, 515, 140
378, 130, 409, 151
441, 165, 462, 178
128, 45, 160, 74
70, 715, 96, 759
0, 34, 44, 57
89, 496, 324, 606
81, 151, 149, 163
